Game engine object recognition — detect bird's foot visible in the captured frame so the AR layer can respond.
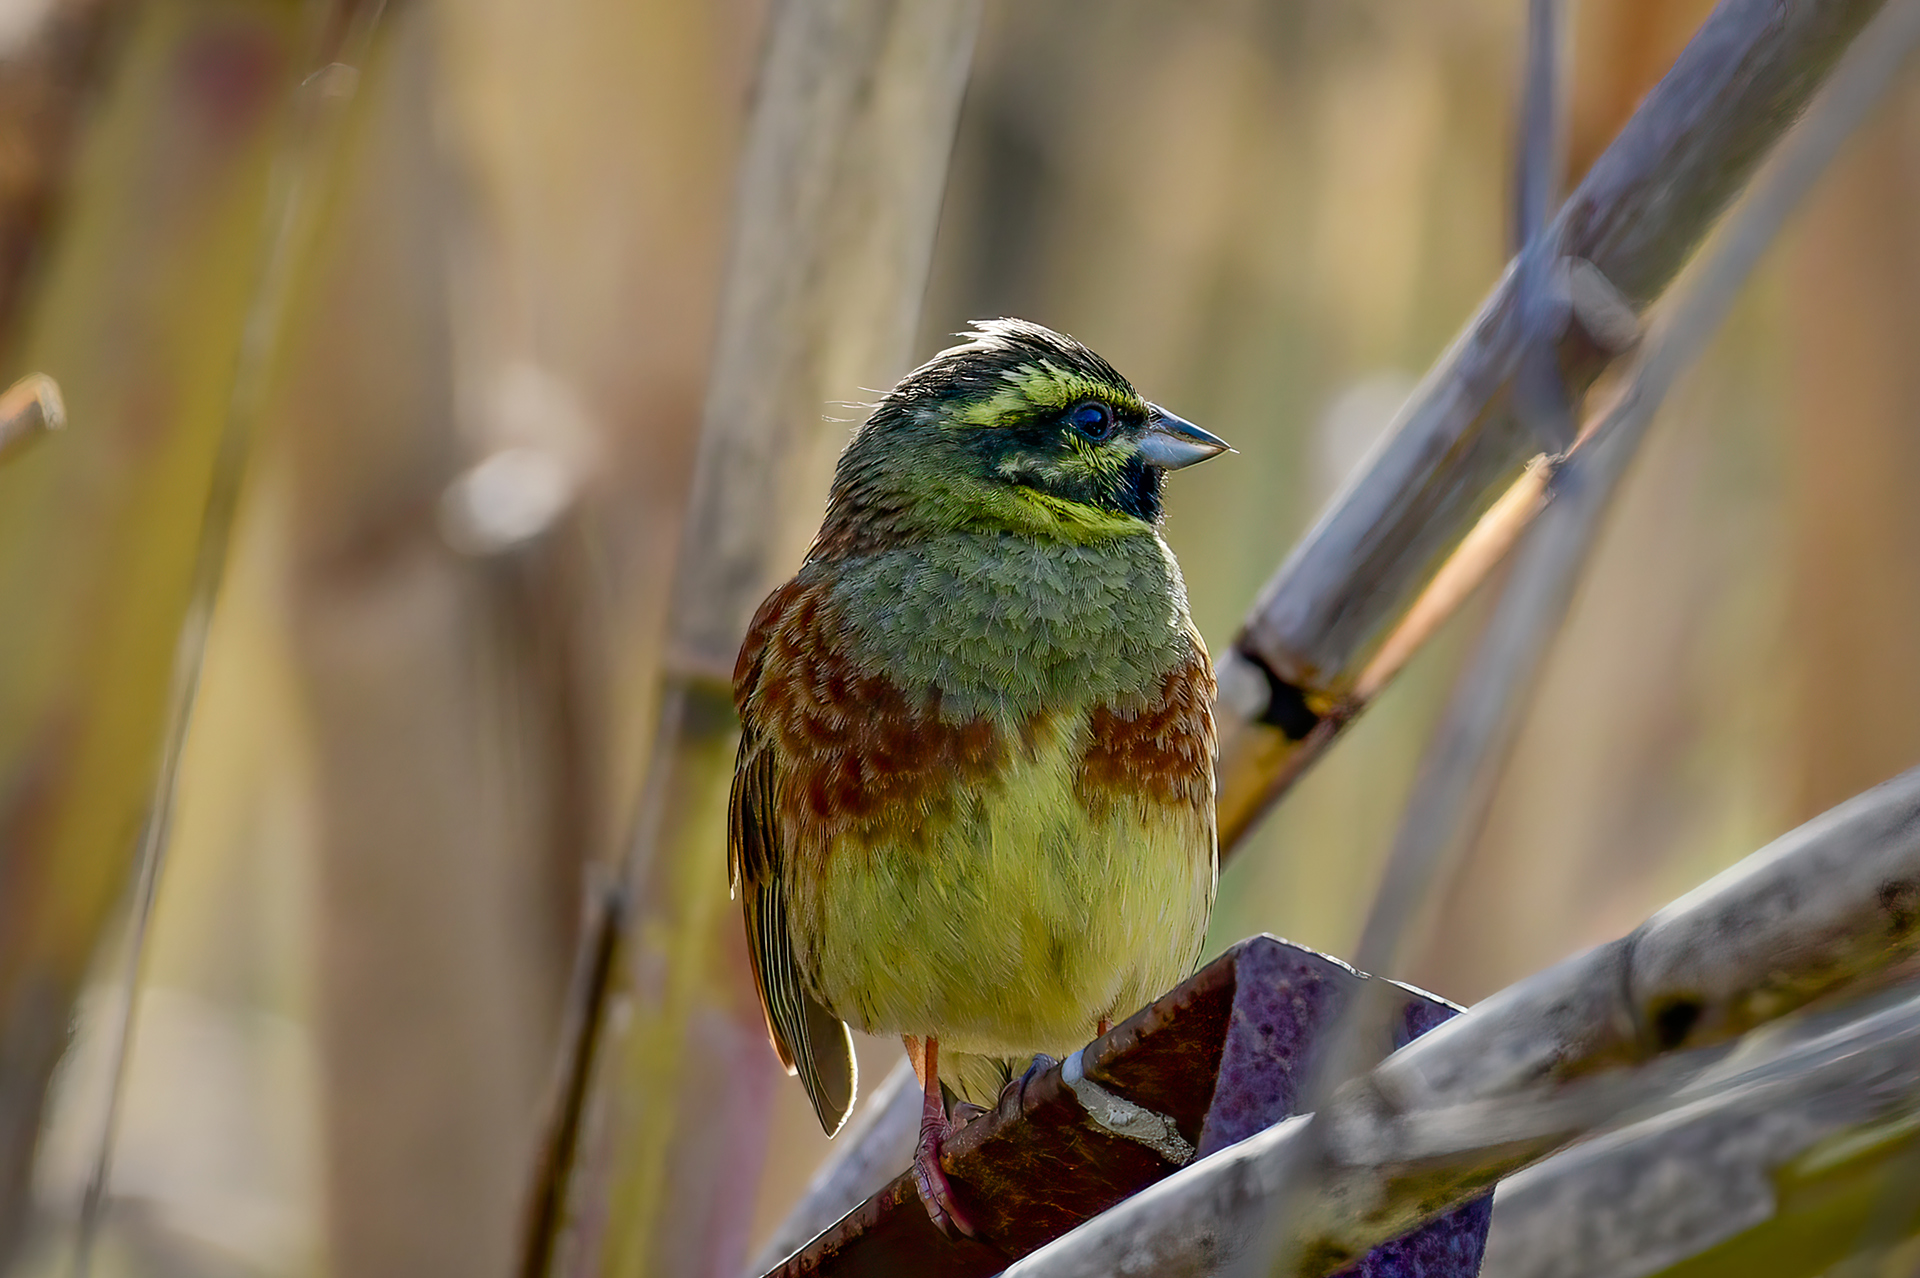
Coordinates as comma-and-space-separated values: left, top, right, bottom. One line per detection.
1020, 1052, 1058, 1090
913, 1104, 981, 1239
992, 1052, 1058, 1114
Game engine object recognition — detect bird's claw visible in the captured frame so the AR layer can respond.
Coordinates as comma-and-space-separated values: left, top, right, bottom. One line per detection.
913, 1112, 982, 1240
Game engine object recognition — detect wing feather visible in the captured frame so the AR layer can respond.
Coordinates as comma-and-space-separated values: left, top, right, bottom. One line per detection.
731, 719, 857, 1136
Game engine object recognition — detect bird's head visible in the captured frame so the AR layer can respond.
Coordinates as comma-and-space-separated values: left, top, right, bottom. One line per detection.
815, 319, 1231, 556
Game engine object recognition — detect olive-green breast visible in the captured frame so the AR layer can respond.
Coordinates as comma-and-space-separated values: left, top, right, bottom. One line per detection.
734, 527, 1216, 1067
823, 529, 1196, 725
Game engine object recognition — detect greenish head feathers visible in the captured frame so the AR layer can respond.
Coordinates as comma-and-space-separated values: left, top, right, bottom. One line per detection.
817, 319, 1230, 554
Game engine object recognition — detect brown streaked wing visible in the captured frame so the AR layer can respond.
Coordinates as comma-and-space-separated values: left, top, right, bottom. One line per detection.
732, 582, 857, 1136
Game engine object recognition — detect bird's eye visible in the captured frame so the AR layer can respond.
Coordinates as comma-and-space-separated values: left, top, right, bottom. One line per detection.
1067, 400, 1115, 441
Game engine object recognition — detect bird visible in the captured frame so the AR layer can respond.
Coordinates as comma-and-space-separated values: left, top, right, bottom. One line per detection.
729, 318, 1229, 1238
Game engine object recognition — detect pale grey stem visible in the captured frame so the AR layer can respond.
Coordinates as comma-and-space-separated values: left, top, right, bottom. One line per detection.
1482, 983, 1920, 1278
1217, 0, 1887, 854
1002, 765, 1920, 1277
1513, 0, 1568, 254
1237, 0, 1885, 700
67, 18, 387, 1278
1511, 0, 1576, 452
1238, 0, 1592, 1260
1242, 4, 1920, 1273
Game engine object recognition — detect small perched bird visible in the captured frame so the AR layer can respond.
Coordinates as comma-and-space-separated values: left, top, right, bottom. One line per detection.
730, 319, 1229, 1236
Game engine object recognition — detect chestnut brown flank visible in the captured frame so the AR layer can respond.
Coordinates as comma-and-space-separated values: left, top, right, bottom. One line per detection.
739, 580, 1215, 861
1078, 653, 1216, 813
738, 579, 1006, 855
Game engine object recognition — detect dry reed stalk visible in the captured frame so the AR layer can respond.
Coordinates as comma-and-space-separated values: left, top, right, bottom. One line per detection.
1213, 0, 1888, 850
0, 3, 316, 1260
523, 5, 981, 1276
1002, 766, 1920, 1277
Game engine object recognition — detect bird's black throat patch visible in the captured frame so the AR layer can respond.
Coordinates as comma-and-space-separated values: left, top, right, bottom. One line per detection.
1027, 448, 1165, 523
1112, 455, 1164, 522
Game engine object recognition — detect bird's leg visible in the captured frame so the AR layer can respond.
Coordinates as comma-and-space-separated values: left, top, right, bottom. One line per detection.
906, 1036, 980, 1239
997, 1020, 1114, 1108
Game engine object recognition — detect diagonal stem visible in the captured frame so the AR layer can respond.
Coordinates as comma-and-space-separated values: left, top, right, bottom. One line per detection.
66, 8, 389, 1274
1244, 2, 1920, 1273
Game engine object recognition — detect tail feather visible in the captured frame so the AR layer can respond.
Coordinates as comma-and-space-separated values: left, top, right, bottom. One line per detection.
747, 880, 857, 1135
795, 989, 857, 1136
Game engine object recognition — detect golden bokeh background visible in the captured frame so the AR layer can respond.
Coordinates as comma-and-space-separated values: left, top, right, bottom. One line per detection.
0, 1, 1915, 1274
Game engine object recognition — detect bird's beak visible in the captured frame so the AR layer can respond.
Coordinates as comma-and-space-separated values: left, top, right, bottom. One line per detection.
1138, 404, 1233, 470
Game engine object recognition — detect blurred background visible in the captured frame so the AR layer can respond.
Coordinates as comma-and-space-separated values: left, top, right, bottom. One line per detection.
0, 0, 1916, 1275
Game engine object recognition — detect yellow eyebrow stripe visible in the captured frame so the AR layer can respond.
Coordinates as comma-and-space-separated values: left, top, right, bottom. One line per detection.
949, 360, 1148, 427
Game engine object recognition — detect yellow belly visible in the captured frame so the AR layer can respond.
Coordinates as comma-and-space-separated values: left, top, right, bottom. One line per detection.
786, 711, 1215, 1077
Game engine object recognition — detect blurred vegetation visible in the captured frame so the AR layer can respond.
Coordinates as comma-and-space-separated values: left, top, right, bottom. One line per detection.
0, 0, 1912, 1276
